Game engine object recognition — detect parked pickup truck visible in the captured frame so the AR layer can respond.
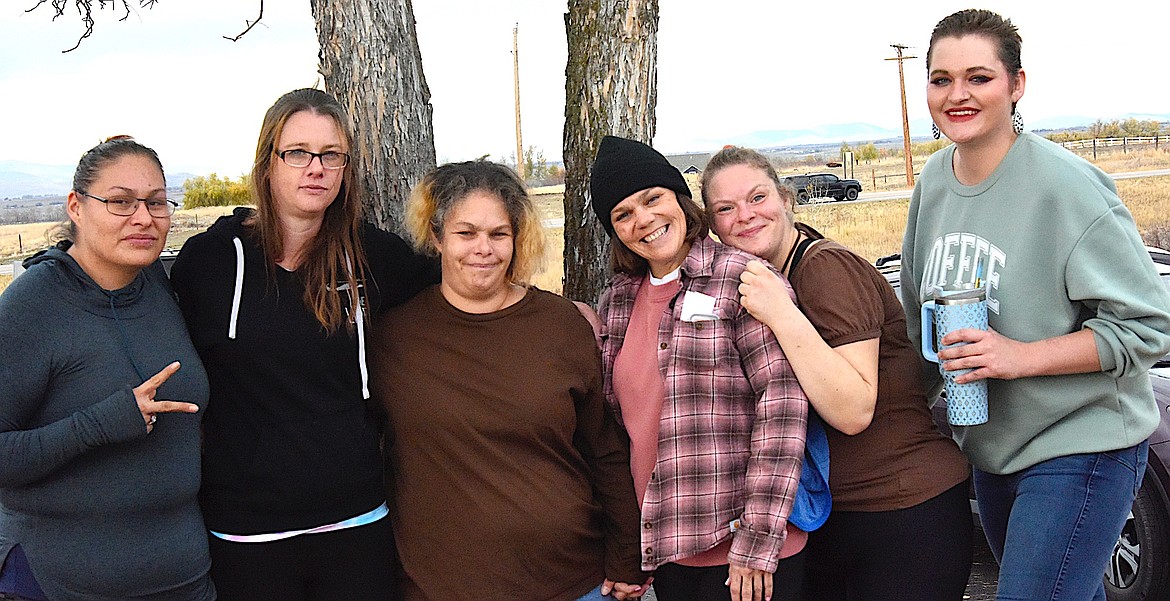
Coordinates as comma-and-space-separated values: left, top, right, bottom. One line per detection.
782, 172, 862, 204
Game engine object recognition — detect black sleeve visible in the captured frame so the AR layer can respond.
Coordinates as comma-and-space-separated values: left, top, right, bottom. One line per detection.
170, 231, 235, 336
362, 223, 441, 314
169, 234, 205, 330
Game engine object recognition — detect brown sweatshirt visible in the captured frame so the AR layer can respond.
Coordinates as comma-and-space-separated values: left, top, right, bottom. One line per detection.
370, 286, 645, 601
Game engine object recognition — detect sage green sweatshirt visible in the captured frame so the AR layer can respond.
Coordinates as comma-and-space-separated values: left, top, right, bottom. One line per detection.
901, 133, 1170, 475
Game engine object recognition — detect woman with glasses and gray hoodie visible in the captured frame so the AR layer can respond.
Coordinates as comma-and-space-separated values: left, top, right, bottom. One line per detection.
0, 136, 214, 601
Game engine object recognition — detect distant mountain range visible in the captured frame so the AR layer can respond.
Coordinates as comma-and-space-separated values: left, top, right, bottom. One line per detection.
3, 112, 1166, 198
0, 160, 194, 199
670, 112, 1170, 154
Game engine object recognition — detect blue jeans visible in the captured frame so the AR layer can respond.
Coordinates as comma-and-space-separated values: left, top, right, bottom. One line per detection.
973, 440, 1148, 601
575, 584, 613, 601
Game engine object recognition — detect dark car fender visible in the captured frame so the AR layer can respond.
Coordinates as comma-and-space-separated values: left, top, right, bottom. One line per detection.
1143, 370, 1170, 507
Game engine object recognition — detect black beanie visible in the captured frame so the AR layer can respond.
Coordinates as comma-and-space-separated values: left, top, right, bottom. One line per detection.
588, 135, 691, 237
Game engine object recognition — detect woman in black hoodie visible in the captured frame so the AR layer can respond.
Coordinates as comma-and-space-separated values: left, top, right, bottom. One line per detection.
170, 89, 435, 601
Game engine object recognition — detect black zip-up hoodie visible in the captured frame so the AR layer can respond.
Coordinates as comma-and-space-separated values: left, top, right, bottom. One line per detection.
170, 208, 437, 534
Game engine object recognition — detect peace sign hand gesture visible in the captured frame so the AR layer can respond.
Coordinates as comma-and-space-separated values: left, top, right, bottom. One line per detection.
133, 361, 200, 433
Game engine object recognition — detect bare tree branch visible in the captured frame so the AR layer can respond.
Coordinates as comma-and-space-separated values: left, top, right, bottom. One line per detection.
24, 0, 52, 14
223, 0, 263, 42
26, 0, 156, 53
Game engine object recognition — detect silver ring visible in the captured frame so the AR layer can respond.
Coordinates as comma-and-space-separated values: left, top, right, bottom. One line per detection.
148, 415, 157, 426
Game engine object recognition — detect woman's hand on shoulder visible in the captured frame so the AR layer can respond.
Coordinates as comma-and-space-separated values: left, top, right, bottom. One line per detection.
738, 260, 795, 327
572, 301, 603, 337
134, 362, 200, 433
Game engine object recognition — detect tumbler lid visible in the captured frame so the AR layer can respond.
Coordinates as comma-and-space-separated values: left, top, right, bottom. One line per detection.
933, 287, 986, 305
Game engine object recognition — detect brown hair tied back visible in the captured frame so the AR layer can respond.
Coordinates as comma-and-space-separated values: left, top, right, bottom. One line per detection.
54, 136, 165, 243
928, 9, 1023, 106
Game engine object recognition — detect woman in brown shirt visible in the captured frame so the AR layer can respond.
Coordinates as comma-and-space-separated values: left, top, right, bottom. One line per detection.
700, 146, 972, 601
369, 160, 647, 601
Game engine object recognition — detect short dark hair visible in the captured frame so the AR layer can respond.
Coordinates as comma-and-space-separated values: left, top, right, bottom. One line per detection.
928, 9, 1023, 96
609, 190, 709, 276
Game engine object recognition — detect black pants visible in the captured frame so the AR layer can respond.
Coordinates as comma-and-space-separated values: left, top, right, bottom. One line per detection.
802, 480, 973, 601
208, 517, 397, 601
653, 550, 805, 601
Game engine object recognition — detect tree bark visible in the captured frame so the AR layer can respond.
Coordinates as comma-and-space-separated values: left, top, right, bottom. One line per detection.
311, 0, 436, 237
562, 0, 659, 305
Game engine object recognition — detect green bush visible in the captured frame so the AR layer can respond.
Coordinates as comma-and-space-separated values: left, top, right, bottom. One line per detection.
182, 174, 251, 208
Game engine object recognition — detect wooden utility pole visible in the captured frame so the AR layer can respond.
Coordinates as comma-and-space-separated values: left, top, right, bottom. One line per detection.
513, 24, 525, 179
886, 44, 916, 187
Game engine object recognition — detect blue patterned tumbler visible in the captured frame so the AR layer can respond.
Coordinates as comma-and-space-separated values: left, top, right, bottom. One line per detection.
921, 288, 989, 426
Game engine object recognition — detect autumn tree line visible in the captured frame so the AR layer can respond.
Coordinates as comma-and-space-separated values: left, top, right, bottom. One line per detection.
1048, 118, 1164, 143
836, 118, 1165, 166
181, 174, 252, 208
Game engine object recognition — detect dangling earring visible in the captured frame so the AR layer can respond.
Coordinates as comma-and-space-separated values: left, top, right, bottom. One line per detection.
1012, 110, 1024, 135
931, 122, 941, 140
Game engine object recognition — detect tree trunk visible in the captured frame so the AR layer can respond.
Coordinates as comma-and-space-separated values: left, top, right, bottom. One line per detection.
311, 0, 436, 237
562, 0, 659, 305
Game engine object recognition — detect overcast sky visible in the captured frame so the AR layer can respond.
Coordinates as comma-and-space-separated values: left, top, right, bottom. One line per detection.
1, 0, 1164, 176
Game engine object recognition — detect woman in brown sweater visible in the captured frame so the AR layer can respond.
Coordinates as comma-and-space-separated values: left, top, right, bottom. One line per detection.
369, 160, 648, 601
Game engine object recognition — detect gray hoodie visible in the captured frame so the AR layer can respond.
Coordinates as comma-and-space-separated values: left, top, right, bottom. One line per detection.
0, 245, 214, 601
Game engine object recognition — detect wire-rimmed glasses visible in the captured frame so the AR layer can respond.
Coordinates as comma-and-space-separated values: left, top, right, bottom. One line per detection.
79, 192, 177, 217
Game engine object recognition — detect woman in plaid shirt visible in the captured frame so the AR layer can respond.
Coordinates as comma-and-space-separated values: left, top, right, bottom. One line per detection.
589, 136, 810, 601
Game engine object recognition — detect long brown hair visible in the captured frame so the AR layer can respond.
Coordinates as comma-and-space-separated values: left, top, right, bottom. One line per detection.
249, 88, 367, 332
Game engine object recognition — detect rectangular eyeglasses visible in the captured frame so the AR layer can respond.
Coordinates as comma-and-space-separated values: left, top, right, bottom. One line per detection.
80, 192, 178, 217
276, 149, 350, 169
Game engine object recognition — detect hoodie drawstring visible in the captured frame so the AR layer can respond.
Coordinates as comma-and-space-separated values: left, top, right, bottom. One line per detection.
228, 237, 244, 340
227, 238, 369, 400
346, 256, 370, 400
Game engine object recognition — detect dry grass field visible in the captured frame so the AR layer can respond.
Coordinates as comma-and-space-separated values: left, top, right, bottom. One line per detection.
797, 145, 1170, 194
0, 205, 243, 296
3, 146, 1167, 298
794, 175, 1170, 264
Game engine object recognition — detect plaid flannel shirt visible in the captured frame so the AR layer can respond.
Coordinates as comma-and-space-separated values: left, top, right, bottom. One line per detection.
598, 236, 808, 572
